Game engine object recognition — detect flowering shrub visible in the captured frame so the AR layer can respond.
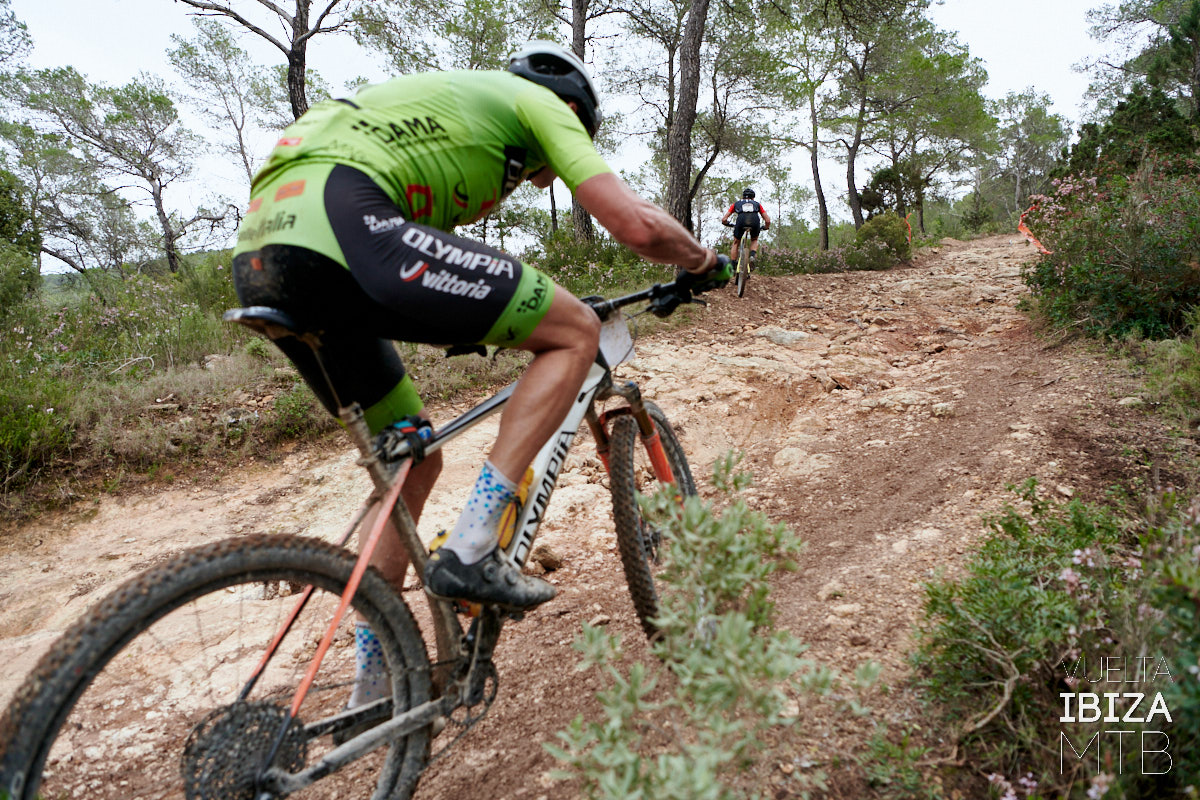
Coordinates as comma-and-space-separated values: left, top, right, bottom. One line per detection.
915, 480, 1200, 797
1023, 155, 1200, 339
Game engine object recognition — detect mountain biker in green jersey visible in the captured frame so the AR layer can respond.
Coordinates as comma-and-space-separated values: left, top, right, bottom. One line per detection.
232, 42, 730, 626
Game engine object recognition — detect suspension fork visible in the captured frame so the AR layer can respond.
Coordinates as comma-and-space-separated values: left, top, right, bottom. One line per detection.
590, 381, 676, 485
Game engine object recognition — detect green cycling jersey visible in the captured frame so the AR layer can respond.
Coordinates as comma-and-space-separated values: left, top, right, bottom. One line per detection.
234, 70, 611, 262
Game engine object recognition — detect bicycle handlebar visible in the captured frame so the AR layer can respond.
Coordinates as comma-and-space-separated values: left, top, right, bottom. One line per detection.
583, 257, 731, 321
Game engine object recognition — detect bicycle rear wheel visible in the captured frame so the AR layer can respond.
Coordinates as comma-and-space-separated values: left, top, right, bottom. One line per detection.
736, 241, 749, 297
609, 402, 696, 639
0, 534, 432, 800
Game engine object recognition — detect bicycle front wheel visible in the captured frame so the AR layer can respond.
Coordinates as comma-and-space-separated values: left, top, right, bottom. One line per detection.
0, 534, 432, 800
609, 402, 697, 639
736, 243, 749, 297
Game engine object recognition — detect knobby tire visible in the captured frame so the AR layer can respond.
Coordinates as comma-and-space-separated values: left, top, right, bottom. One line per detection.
736, 239, 749, 298
0, 534, 433, 800
608, 402, 697, 639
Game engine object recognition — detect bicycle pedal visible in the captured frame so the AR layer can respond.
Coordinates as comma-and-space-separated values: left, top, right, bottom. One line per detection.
452, 599, 483, 616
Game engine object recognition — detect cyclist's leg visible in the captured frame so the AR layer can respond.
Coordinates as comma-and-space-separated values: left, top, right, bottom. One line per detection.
731, 220, 745, 260
233, 243, 444, 579
747, 222, 762, 266
317, 166, 569, 607
487, 289, 599, 483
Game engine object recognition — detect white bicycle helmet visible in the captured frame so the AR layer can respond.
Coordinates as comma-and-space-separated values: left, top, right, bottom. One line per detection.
507, 41, 603, 137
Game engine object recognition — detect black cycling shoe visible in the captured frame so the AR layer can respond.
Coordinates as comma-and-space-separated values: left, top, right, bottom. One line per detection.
424, 547, 557, 609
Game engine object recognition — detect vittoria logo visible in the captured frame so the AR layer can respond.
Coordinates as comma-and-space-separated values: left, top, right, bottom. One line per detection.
420, 269, 493, 300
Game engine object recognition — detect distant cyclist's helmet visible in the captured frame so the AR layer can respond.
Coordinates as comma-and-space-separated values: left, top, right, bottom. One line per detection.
743, 188, 756, 199
507, 41, 603, 137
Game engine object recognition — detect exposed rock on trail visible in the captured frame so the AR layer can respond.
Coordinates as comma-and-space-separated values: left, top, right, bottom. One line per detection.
1, 235, 1182, 798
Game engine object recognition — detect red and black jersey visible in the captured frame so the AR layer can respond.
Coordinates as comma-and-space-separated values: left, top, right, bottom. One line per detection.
727, 199, 765, 227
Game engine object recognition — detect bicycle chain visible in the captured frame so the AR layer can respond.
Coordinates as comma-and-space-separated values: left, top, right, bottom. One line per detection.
429, 659, 499, 764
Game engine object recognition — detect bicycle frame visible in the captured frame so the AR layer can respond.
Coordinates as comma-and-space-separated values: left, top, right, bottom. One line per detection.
231, 302, 683, 793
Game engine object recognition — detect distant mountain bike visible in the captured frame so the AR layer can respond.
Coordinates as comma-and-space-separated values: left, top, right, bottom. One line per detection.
723, 220, 752, 297
0, 272, 722, 800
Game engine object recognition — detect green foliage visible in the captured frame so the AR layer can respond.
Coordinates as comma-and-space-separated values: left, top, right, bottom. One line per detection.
1153, 498, 1200, 796
548, 454, 814, 799
1023, 154, 1200, 339
1058, 86, 1197, 176
914, 479, 1200, 797
1141, 307, 1200, 430
0, 252, 247, 497
0, 244, 40, 317
860, 726, 937, 800
765, 238, 901, 275
526, 228, 671, 298
0, 167, 39, 258
856, 212, 911, 262
266, 382, 326, 440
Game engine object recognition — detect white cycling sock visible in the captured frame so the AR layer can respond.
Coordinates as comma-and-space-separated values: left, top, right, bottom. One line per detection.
348, 621, 388, 708
443, 460, 517, 565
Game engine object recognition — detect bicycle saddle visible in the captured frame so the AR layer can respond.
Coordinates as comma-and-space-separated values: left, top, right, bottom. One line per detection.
224, 306, 322, 346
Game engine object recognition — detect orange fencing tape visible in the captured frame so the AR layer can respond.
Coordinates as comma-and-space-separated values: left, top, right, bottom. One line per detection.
904, 213, 913, 245
1018, 206, 1053, 254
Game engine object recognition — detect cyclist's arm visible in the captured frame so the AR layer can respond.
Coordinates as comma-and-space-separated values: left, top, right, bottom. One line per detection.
575, 172, 716, 274
759, 204, 771, 228
720, 204, 734, 224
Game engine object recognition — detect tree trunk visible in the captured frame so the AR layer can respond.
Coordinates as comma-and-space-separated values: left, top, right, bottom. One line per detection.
287, 1, 311, 120
151, 178, 181, 273
665, 0, 710, 231
845, 99, 867, 228
572, 198, 595, 242
811, 148, 829, 251
808, 91, 829, 250
568, 0, 596, 242
549, 182, 558, 232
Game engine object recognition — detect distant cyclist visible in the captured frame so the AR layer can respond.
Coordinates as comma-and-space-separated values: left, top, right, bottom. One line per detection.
720, 188, 771, 267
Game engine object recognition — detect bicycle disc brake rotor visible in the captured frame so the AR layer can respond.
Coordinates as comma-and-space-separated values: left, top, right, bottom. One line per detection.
181, 700, 307, 800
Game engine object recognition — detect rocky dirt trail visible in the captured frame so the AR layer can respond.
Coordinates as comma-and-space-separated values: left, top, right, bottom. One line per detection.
1, 235, 1187, 798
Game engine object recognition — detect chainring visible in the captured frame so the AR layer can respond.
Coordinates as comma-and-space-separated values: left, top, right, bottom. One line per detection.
181, 700, 307, 800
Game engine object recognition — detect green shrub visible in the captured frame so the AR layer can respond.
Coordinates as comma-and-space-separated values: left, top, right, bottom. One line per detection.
548, 454, 822, 799
0, 245, 40, 318
914, 480, 1199, 797
526, 228, 671, 298
0, 372, 72, 496
1141, 309, 1200, 432
764, 238, 900, 275
266, 382, 328, 440
1023, 155, 1200, 339
857, 213, 912, 262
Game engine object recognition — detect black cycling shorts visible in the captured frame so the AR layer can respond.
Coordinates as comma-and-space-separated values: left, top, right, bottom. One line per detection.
232, 164, 553, 432
732, 219, 761, 242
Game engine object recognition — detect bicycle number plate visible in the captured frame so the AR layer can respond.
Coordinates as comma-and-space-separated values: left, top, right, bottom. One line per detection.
599, 313, 635, 366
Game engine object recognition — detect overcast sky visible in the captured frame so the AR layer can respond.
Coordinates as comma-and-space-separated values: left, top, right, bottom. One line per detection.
8, 0, 1118, 252
12, 0, 1112, 119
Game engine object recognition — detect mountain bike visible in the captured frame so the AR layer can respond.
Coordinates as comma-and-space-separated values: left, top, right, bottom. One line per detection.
723, 221, 753, 297
0, 272, 717, 800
